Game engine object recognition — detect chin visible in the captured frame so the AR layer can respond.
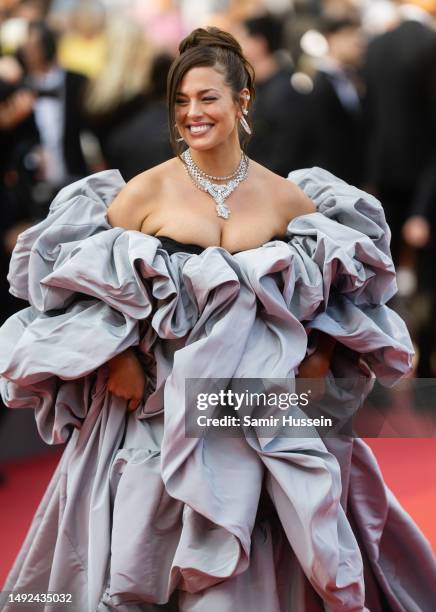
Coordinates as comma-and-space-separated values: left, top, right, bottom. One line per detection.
184, 131, 236, 153
187, 140, 219, 152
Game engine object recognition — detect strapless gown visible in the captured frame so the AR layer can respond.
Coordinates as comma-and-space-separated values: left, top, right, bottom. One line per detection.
0, 168, 434, 612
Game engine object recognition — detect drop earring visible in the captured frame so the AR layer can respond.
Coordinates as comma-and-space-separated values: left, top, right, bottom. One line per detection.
174, 124, 184, 143
240, 114, 252, 135
240, 93, 251, 134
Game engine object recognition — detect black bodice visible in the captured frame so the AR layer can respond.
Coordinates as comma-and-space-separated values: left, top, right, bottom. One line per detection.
157, 235, 287, 256
157, 236, 206, 256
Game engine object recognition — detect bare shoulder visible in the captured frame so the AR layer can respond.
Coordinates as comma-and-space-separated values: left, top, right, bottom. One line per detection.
250, 161, 316, 220
276, 174, 316, 220
107, 158, 178, 230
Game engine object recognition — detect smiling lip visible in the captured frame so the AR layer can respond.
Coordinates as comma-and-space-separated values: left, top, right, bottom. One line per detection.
188, 124, 213, 135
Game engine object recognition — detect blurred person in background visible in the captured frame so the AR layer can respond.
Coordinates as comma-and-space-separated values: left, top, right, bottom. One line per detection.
239, 12, 309, 176
0, 54, 36, 301
364, 1, 436, 376
402, 150, 436, 376
364, 0, 436, 265
0, 53, 37, 323
0, 52, 37, 476
56, 0, 106, 78
129, 0, 185, 55
401, 31, 436, 376
83, 19, 172, 181
296, 14, 367, 186
19, 19, 89, 211
12, 0, 48, 22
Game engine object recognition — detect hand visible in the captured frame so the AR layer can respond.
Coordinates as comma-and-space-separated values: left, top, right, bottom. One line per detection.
296, 351, 330, 400
0, 56, 23, 83
0, 90, 34, 130
107, 349, 147, 412
297, 351, 330, 379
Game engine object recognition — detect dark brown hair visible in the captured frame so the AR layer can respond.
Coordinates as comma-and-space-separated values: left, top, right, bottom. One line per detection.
167, 27, 256, 156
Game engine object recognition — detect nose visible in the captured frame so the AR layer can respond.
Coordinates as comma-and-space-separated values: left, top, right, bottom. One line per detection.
186, 99, 203, 119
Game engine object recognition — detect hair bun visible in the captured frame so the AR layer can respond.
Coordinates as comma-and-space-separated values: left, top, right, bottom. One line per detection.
168, 26, 255, 156
178, 27, 244, 59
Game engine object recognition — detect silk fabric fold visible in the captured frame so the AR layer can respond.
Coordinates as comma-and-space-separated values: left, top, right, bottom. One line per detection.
0, 168, 434, 612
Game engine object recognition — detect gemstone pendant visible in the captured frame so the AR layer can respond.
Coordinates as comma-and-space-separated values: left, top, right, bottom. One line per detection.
182, 153, 249, 221
216, 203, 230, 219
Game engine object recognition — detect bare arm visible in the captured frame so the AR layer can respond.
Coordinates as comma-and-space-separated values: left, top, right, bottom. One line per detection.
105, 174, 156, 409
107, 173, 154, 231
283, 178, 316, 220
281, 181, 333, 377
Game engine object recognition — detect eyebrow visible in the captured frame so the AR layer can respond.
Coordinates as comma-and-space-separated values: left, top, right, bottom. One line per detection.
175, 89, 220, 96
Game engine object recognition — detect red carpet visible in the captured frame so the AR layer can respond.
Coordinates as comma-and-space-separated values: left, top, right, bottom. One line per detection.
0, 450, 62, 585
365, 438, 436, 552
0, 440, 434, 586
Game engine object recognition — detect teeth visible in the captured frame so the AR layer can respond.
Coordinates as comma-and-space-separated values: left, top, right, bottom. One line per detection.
190, 125, 212, 134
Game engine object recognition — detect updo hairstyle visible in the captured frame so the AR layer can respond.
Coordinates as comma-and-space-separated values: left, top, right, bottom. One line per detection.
167, 27, 256, 156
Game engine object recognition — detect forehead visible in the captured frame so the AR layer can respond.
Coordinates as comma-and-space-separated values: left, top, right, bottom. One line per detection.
178, 66, 229, 95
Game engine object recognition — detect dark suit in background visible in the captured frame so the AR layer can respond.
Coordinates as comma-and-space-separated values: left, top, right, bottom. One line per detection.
0, 78, 39, 325
247, 67, 309, 177
63, 70, 88, 180
364, 18, 436, 262
85, 55, 174, 182
18, 21, 89, 207
90, 96, 172, 182
365, 18, 436, 375
21, 67, 89, 220
0, 76, 39, 440
241, 14, 312, 177
298, 67, 365, 186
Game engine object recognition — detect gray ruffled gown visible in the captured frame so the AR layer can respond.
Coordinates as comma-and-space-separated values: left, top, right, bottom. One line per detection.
0, 168, 434, 611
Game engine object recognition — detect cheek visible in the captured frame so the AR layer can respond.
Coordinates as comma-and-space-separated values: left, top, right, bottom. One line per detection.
174, 108, 185, 124
214, 104, 238, 128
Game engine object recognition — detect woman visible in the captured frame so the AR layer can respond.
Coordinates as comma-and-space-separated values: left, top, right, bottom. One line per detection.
0, 27, 434, 612
84, 19, 173, 180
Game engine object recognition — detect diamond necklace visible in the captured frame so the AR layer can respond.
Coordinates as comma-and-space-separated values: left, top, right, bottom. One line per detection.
182, 148, 249, 219
189, 151, 243, 181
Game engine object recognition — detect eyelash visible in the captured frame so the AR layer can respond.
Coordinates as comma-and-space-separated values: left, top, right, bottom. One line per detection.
175, 98, 217, 105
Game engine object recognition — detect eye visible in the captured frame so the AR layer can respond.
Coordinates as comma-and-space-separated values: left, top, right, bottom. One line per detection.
202, 97, 217, 102
175, 99, 188, 105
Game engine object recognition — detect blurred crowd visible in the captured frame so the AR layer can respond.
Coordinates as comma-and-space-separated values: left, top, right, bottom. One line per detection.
1, 0, 436, 385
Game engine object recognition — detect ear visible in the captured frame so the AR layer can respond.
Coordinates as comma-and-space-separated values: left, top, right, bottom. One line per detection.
237, 88, 250, 117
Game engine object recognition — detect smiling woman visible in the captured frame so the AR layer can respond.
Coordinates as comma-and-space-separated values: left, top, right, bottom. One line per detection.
168, 27, 255, 158
174, 68, 239, 142
105, 28, 315, 251
0, 25, 435, 612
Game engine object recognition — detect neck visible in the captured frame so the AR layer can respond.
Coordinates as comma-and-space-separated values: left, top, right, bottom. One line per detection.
189, 135, 243, 178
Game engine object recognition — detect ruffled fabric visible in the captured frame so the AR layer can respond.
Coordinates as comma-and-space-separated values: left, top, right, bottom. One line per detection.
0, 168, 433, 612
